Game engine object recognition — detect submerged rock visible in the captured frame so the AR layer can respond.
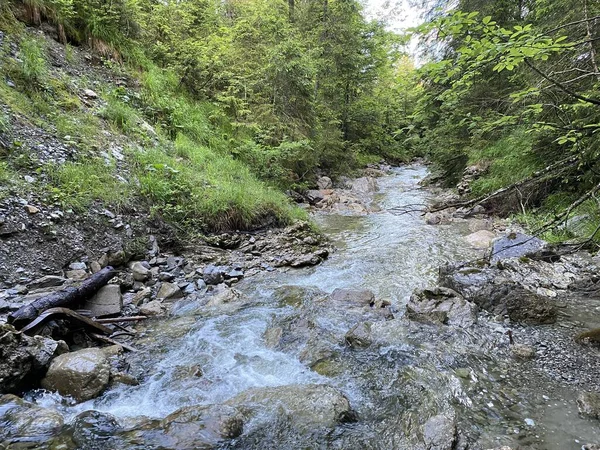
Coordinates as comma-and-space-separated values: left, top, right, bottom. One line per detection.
406, 287, 478, 328
329, 288, 375, 307
0, 394, 64, 442
41, 348, 110, 402
225, 384, 355, 429
345, 322, 372, 348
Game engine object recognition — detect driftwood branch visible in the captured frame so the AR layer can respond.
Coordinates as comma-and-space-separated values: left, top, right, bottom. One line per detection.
8, 266, 116, 328
19, 307, 113, 336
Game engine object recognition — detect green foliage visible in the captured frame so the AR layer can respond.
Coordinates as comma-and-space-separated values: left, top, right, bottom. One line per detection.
100, 94, 138, 134
0, 112, 10, 134
19, 37, 48, 85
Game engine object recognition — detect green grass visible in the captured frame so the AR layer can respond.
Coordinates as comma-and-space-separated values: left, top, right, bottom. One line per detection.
133, 134, 305, 231
19, 36, 48, 85
47, 158, 132, 211
100, 95, 139, 134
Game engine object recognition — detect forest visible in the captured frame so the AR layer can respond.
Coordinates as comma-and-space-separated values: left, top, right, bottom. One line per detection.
0, 0, 598, 239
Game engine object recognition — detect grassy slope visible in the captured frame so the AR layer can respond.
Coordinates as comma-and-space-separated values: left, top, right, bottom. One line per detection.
0, 25, 305, 233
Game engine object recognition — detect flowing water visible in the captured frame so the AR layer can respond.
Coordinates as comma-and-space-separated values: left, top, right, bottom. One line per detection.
28, 166, 600, 449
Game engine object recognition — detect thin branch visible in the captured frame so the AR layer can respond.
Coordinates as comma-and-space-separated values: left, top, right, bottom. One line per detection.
545, 15, 600, 35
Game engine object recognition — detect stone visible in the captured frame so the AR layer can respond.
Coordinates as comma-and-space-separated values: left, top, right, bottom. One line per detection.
577, 392, 600, 420
203, 265, 225, 285
225, 384, 355, 429
464, 230, 496, 249
0, 324, 66, 393
132, 287, 151, 306
130, 261, 150, 281
84, 284, 122, 317
490, 232, 546, 263
83, 88, 98, 99
351, 177, 377, 193
69, 262, 87, 270
66, 269, 88, 281
72, 410, 120, 447
511, 344, 536, 359
139, 300, 164, 316
317, 176, 333, 190
329, 288, 375, 307
306, 189, 325, 205
345, 322, 372, 348
423, 413, 457, 450
157, 282, 183, 301
41, 348, 110, 402
90, 261, 102, 273
25, 205, 39, 214
0, 395, 64, 441
406, 287, 478, 328
28, 275, 67, 290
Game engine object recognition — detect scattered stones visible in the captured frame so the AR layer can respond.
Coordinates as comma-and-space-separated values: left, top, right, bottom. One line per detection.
41, 348, 110, 402
130, 261, 150, 281
156, 282, 183, 301
84, 284, 123, 317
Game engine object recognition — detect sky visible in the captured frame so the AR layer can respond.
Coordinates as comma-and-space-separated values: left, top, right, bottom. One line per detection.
362, 0, 423, 32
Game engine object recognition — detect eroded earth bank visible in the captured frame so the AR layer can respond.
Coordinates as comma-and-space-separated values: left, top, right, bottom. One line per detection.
2, 165, 600, 450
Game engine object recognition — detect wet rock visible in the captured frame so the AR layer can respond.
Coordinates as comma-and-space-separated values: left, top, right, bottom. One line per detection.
0, 394, 64, 442
206, 286, 245, 308
139, 300, 164, 316
27, 275, 67, 290
130, 261, 150, 281
41, 348, 110, 402
84, 284, 122, 317
351, 177, 377, 193
160, 404, 244, 447
290, 253, 323, 267
132, 287, 151, 306
464, 230, 496, 249
329, 288, 375, 307
317, 176, 333, 190
226, 384, 355, 428
72, 410, 120, 446
345, 322, 372, 348
0, 324, 66, 393
577, 392, 600, 420
157, 282, 183, 301
406, 287, 478, 328
203, 265, 225, 285
490, 232, 546, 263
423, 413, 457, 450
69, 262, 87, 270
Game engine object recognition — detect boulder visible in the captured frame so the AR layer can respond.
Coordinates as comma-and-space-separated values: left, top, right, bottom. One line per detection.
490, 232, 546, 263
317, 176, 333, 190
306, 189, 325, 205
329, 288, 375, 307
351, 177, 377, 193
0, 324, 66, 394
139, 300, 164, 316
345, 322, 372, 348
203, 265, 225, 285
84, 284, 123, 317
72, 410, 121, 446
27, 275, 67, 290
225, 384, 355, 428
41, 348, 110, 402
423, 413, 457, 450
406, 287, 478, 328
157, 282, 183, 301
464, 230, 496, 249
0, 394, 64, 441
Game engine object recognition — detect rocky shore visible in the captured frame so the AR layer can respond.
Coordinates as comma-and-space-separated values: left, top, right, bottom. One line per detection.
2, 165, 600, 449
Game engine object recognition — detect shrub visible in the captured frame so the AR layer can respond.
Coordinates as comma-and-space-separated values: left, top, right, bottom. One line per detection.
19, 36, 47, 85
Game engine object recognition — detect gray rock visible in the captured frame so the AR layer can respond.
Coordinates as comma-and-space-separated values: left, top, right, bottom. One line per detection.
196, 279, 207, 291
72, 410, 120, 446
203, 265, 225, 285
306, 189, 325, 205
83, 88, 98, 99
69, 262, 87, 270
183, 283, 196, 295
351, 177, 377, 193
329, 288, 375, 307
464, 230, 496, 249
511, 344, 536, 359
577, 392, 600, 420
157, 282, 183, 301
345, 322, 372, 348
139, 300, 164, 316
423, 413, 457, 450
132, 287, 151, 306
490, 232, 546, 263
27, 275, 67, 290
159, 271, 176, 281
41, 348, 110, 402
317, 176, 333, 190
66, 269, 88, 281
225, 384, 355, 429
0, 324, 66, 393
130, 261, 150, 281
84, 284, 123, 317
406, 287, 478, 328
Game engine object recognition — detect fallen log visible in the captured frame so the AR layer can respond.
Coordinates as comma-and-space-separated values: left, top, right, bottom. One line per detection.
8, 266, 116, 328
90, 333, 138, 352
94, 315, 147, 324
19, 307, 113, 336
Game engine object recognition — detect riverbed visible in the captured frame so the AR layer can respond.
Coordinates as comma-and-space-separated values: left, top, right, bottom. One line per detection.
27, 165, 600, 449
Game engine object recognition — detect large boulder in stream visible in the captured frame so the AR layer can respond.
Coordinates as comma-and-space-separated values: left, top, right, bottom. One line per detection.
490, 232, 547, 263
439, 263, 557, 324
225, 384, 356, 429
41, 348, 110, 402
406, 287, 478, 328
0, 323, 67, 394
